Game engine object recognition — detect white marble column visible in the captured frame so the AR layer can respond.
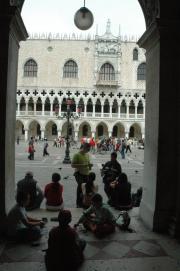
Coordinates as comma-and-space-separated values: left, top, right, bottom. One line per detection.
126, 103, 129, 119
24, 130, 29, 142
50, 103, 53, 116
34, 102, 36, 116
74, 131, 78, 141
108, 131, 112, 138
110, 104, 112, 118
101, 104, 104, 118
42, 103, 45, 116
135, 105, 137, 119
93, 104, 95, 117
25, 102, 28, 115
84, 104, 87, 117
118, 105, 121, 118
125, 131, 129, 139
58, 130, 61, 137
41, 130, 45, 139
17, 102, 20, 116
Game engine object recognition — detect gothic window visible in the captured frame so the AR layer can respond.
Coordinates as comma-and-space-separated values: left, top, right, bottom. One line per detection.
63, 60, 78, 78
28, 97, 34, 111
52, 124, 57, 135
99, 63, 115, 81
137, 100, 143, 114
104, 99, 110, 113
137, 63, 146, 80
112, 99, 118, 113
87, 99, 93, 112
20, 97, 26, 111
133, 48, 138, 60
36, 97, 42, 111
95, 99, 101, 112
24, 59, 37, 77
45, 97, 50, 111
120, 100, 127, 113
129, 100, 135, 114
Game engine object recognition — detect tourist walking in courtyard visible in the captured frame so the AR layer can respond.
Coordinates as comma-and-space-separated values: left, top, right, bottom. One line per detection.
17, 171, 44, 211
45, 210, 86, 271
71, 143, 93, 207
43, 139, 49, 156
44, 173, 64, 211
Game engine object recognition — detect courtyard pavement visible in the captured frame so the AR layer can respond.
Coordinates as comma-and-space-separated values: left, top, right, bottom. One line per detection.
0, 141, 179, 271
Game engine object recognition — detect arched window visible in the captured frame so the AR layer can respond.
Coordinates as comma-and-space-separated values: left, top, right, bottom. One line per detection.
99, 63, 115, 81
24, 59, 37, 77
137, 63, 146, 80
133, 48, 138, 60
63, 60, 78, 78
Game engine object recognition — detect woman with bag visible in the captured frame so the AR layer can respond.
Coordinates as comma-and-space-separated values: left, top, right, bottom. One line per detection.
81, 172, 98, 209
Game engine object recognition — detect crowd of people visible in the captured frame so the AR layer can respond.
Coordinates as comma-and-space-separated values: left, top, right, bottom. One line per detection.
10, 140, 143, 270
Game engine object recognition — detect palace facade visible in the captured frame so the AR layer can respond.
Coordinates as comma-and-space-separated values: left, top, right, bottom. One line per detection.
16, 20, 146, 141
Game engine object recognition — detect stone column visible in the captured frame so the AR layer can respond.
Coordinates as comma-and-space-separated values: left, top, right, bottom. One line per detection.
84, 104, 87, 117
25, 102, 28, 115
41, 130, 45, 140
24, 129, 29, 141
58, 130, 61, 137
74, 131, 78, 141
17, 102, 20, 116
126, 103, 129, 119
109, 104, 112, 118
101, 104, 104, 117
50, 103, 53, 116
0, 5, 28, 221
93, 104, 95, 117
135, 105, 137, 119
34, 102, 37, 116
118, 105, 121, 118
42, 103, 45, 116
138, 19, 180, 235
108, 131, 112, 138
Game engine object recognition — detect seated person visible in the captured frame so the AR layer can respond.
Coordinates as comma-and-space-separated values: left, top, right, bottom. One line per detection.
81, 172, 98, 209
45, 210, 86, 271
17, 171, 44, 211
102, 152, 122, 200
110, 172, 132, 210
75, 193, 116, 239
44, 173, 64, 211
6, 191, 45, 242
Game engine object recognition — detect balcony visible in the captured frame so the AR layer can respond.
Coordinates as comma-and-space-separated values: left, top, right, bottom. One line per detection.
95, 79, 118, 86
16, 111, 144, 120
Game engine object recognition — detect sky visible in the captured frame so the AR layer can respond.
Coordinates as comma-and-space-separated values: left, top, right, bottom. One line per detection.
21, 0, 146, 39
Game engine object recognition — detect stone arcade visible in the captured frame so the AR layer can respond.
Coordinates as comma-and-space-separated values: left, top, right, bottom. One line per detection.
0, 0, 180, 240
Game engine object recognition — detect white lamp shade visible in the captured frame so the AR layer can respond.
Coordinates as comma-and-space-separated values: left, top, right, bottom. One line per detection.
74, 7, 94, 30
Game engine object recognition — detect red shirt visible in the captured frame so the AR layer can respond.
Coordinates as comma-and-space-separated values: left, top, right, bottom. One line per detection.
44, 182, 63, 206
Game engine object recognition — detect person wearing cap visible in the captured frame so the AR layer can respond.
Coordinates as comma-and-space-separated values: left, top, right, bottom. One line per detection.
45, 209, 86, 271
75, 193, 116, 238
17, 172, 44, 211
71, 143, 93, 207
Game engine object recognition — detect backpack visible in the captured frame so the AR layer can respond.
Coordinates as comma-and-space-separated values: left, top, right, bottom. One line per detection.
116, 211, 131, 231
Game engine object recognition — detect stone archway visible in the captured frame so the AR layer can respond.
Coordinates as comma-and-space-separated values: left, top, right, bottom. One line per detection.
45, 121, 57, 140
96, 122, 108, 138
112, 122, 125, 138
2, 0, 180, 240
16, 120, 25, 140
29, 120, 41, 138
129, 123, 142, 139
78, 122, 92, 139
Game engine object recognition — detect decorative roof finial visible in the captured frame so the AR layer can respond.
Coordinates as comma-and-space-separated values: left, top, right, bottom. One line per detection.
106, 19, 111, 34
